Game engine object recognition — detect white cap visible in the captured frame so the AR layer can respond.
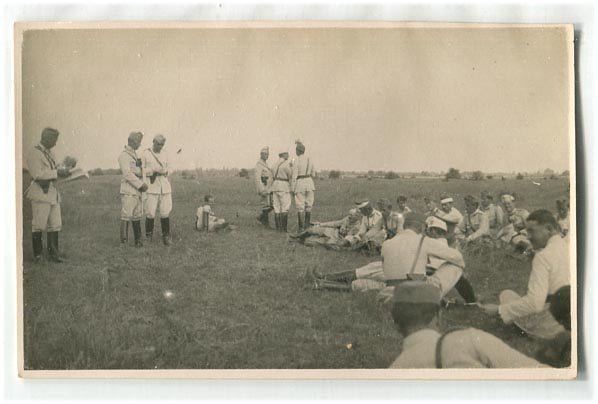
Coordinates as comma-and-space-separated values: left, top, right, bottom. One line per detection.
440, 197, 454, 204
356, 200, 370, 209
426, 216, 447, 232
501, 194, 515, 203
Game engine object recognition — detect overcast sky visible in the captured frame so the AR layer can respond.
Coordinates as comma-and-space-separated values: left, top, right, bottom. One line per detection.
21, 26, 571, 173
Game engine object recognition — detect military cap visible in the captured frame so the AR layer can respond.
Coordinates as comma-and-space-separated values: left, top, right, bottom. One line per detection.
440, 196, 454, 204
128, 131, 144, 141
464, 195, 478, 204
501, 194, 515, 203
41, 127, 60, 138
391, 281, 441, 305
404, 212, 425, 226
260, 146, 269, 154
153, 134, 166, 143
356, 200, 370, 209
426, 216, 447, 232
295, 139, 306, 152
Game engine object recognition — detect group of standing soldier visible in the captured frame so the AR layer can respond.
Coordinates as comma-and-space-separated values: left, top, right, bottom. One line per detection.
254, 140, 316, 233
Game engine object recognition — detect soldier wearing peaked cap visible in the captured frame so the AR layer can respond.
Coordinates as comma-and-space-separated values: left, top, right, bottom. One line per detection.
255, 146, 273, 227
387, 281, 545, 368
118, 131, 148, 247
141, 134, 172, 245
270, 148, 292, 232
25, 127, 73, 262
291, 140, 316, 232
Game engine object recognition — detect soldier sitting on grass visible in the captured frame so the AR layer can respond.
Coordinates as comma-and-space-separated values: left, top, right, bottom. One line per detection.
195, 194, 231, 232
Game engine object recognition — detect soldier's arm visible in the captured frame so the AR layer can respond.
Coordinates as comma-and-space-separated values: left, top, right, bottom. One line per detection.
28, 150, 58, 181
254, 164, 266, 194
470, 214, 490, 240
495, 206, 505, 228
425, 238, 465, 268
464, 329, 547, 368
118, 153, 144, 189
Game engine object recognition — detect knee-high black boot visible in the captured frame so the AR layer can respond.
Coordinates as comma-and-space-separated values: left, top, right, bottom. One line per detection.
32, 231, 43, 262
274, 213, 281, 231
131, 220, 143, 247
305, 211, 311, 228
281, 213, 288, 232
47, 231, 65, 263
297, 212, 305, 233
120, 220, 129, 244
323, 269, 357, 283
455, 276, 477, 303
145, 217, 154, 241
161, 217, 172, 245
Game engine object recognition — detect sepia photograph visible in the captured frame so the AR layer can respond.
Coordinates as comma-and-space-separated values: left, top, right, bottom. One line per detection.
15, 21, 576, 379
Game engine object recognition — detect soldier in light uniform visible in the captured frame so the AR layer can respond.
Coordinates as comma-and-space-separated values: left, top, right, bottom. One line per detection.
25, 127, 72, 262
377, 198, 403, 239
354, 200, 386, 250
118, 131, 148, 247
270, 149, 292, 232
141, 134, 172, 245
455, 195, 490, 246
254, 147, 273, 228
291, 140, 316, 232
496, 194, 531, 252
434, 196, 463, 247
396, 195, 412, 215
289, 208, 362, 249
480, 191, 504, 234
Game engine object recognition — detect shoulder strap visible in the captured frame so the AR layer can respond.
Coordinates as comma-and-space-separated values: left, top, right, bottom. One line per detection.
305, 158, 310, 176
273, 161, 283, 179
35, 145, 57, 169
435, 328, 464, 369
147, 148, 164, 168
409, 235, 426, 275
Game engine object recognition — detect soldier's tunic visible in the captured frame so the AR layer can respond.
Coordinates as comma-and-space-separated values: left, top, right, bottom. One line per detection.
497, 208, 530, 244
389, 328, 544, 368
291, 154, 316, 212
357, 209, 385, 245
254, 158, 272, 211
456, 208, 490, 241
481, 203, 505, 231
118, 145, 145, 221
141, 148, 172, 219
195, 204, 227, 231
498, 234, 570, 339
270, 158, 292, 214
25, 143, 62, 232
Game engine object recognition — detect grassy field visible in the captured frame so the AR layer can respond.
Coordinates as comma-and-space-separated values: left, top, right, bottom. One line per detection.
21, 174, 570, 369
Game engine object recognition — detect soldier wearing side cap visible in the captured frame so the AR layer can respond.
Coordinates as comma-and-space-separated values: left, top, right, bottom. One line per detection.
118, 131, 148, 247
291, 140, 316, 232
388, 281, 545, 368
255, 146, 273, 228
25, 127, 73, 262
141, 134, 172, 245
270, 148, 292, 232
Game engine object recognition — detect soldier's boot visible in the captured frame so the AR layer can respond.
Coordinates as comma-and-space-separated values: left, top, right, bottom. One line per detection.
274, 213, 281, 231
322, 269, 357, 283
312, 279, 352, 292
32, 231, 43, 262
297, 212, 305, 233
131, 220, 143, 247
281, 212, 288, 233
161, 217, 172, 246
145, 217, 154, 241
288, 230, 311, 240
47, 231, 65, 263
304, 211, 312, 228
120, 220, 129, 244
454, 276, 477, 304
260, 209, 271, 227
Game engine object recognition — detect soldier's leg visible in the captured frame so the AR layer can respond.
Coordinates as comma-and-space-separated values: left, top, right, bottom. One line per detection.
273, 192, 282, 231
454, 276, 477, 303
281, 192, 291, 233
499, 290, 565, 339
131, 196, 143, 247
159, 193, 173, 245
46, 203, 65, 263
295, 192, 305, 232
144, 193, 159, 240
31, 201, 51, 261
304, 190, 314, 228
426, 263, 463, 298
120, 194, 138, 244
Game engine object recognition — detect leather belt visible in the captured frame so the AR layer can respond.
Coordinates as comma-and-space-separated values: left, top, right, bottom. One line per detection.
274, 178, 289, 182
297, 175, 312, 179
385, 279, 409, 287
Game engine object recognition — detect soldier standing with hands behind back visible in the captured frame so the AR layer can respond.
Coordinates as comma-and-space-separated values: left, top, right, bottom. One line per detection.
291, 139, 316, 232
255, 146, 273, 228
142, 134, 172, 245
26, 127, 72, 262
118, 131, 147, 247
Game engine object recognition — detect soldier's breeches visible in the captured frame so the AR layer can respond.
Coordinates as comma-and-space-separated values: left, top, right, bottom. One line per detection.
144, 193, 172, 219
294, 191, 314, 212
120, 194, 143, 221
31, 201, 62, 232
426, 263, 463, 298
351, 261, 386, 292
272, 191, 291, 213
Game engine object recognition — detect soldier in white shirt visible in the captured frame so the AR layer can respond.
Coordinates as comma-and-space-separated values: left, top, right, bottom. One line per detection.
254, 147, 273, 228
353, 200, 386, 252
291, 140, 316, 232
388, 281, 545, 369
118, 131, 148, 247
434, 196, 463, 247
141, 134, 172, 245
270, 149, 292, 232
396, 195, 412, 215
25, 127, 72, 262
481, 210, 570, 339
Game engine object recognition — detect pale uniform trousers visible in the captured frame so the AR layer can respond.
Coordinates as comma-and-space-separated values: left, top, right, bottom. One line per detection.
498, 235, 570, 339
351, 230, 465, 301
255, 159, 272, 210
304, 217, 361, 246
195, 205, 226, 231
425, 239, 464, 298
389, 328, 545, 368
455, 209, 490, 242
270, 158, 292, 213
141, 148, 172, 219
357, 209, 386, 246
497, 208, 530, 245
26, 144, 62, 232
291, 155, 316, 212
118, 145, 145, 221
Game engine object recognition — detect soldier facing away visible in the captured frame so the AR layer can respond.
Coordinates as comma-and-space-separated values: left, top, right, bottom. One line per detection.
254, 146, 273, 228
291, 140, 316, 232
